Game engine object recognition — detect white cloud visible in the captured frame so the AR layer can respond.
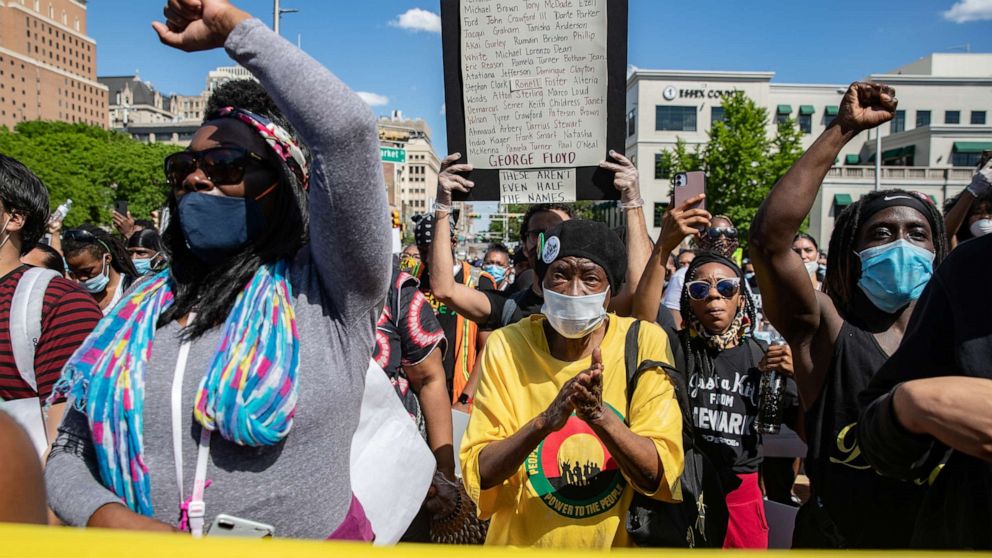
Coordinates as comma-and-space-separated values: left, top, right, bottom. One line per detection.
943, 0, 992, 22
390, 8, 442, 34
357, 91, 389, 107
440, 103, 446, 116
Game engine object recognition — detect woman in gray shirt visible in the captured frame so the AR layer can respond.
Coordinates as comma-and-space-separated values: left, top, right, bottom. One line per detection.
45, 0, 390, 539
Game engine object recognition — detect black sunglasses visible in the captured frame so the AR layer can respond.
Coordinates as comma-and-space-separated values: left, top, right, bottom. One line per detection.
62, 229, 99, 243
164, 147, 269, 189
706, 226, 738, 240
686, 278, 741, 301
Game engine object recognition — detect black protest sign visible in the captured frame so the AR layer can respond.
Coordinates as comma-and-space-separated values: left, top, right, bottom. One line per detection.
441, 0, 628, 203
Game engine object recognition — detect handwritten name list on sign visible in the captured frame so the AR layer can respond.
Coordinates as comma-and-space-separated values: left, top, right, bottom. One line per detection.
499, 169, 576, 204
460, 0, 608, 173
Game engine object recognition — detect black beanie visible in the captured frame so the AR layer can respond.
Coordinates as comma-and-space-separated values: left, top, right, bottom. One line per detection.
535, 220, 627, 294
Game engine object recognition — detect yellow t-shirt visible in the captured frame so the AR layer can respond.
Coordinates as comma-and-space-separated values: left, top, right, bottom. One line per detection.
460, 315, 685, 548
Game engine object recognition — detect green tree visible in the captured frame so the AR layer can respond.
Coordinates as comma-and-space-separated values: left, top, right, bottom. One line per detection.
0, 121, 181, 228
654, 92, 805, 241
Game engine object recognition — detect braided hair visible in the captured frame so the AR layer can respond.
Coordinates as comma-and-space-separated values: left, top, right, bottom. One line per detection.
677, 253, 759, 379
823, 189, 948, 320
63, 224, 139, 277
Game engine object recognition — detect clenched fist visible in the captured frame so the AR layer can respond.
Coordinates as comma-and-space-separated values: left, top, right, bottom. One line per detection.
834, 82, 898, 133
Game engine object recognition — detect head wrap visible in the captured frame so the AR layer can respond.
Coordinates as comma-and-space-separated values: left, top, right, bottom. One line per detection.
535, 220, 627, 294
214, 107, 309, 189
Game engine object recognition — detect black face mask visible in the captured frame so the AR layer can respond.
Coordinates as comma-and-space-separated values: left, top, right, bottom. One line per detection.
178, 192, 266, 262
700, 237, 738, 258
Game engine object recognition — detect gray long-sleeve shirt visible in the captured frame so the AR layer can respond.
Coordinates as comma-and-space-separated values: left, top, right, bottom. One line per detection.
45, 19, 390, 539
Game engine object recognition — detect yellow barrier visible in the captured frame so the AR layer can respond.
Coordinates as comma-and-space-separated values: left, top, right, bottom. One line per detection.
1, 523, 987, 557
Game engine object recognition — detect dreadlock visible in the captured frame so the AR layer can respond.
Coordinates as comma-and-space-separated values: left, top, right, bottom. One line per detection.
63, 224, 139, 277
677, 253, 759, 379
824, 189, 948, 320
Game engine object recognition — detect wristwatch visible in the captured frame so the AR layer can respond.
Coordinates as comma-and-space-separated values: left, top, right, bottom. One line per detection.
457, 393, 473, 405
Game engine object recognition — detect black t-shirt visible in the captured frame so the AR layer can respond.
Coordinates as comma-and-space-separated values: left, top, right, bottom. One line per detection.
507, 268, 535, 295
685, 340, 764, 478
801, 320, 925, 548
421, 264, 496, 390
859, 234, 992, 549
483, 286, 544, 329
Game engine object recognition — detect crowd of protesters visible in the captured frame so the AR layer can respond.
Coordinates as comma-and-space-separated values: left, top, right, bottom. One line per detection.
0, 0, 991, 551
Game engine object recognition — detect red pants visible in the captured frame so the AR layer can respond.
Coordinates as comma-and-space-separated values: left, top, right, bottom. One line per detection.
723, 472, 769, 549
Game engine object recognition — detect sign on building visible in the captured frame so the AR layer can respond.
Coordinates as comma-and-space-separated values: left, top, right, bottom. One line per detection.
380, 146, 407, 164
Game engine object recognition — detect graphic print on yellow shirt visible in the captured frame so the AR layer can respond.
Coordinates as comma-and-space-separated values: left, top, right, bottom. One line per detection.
526, 405, 627, 519
461, 315, 685, 548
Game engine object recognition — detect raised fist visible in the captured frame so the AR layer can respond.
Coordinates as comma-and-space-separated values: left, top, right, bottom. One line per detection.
835, 82, 898, 133
152, 0, 251, 53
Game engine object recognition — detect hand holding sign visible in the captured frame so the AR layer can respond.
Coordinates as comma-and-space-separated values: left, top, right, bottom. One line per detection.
436, 153, 475, 206
599, 150, 641, 205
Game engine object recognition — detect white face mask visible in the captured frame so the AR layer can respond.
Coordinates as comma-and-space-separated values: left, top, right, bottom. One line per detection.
541, 288, 608, 339
970, 218, 992, 238
804, 260, 819, 276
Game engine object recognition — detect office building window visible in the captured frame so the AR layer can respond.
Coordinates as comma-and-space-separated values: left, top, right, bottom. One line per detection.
711, 106, 725, 127
890, 110, 905, 133
656, 106, 696, 132
627, 109, 636, 136
971, 111, 986, 125
653, 202, 669, 229
654, 152, 667, 179
916, 110, 931, 127
952, 151, 982, 167
798, 114, 812, 134
945, 110, 960, 124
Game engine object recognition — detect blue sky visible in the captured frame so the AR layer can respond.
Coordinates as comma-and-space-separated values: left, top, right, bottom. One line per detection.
90, 0, 992, 158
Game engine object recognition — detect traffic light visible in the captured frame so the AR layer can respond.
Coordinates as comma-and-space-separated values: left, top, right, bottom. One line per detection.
391, 208, 401, 229
468, 213, 480, 218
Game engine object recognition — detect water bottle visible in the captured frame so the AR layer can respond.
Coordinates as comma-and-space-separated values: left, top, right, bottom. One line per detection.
51, 199, 72, 223
755, 331, 788, 435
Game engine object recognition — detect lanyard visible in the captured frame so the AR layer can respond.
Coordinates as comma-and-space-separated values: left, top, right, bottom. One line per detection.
171, 314, 212, 538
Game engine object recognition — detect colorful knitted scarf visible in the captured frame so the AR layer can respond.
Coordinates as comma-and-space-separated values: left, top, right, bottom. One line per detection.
51, 261, 299, 516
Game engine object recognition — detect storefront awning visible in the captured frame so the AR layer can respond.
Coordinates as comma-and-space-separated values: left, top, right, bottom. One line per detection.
776, 104, 792, 115
834, 193, 853, 207
825, 105, 839, 116
953, 141, 992, 153
881, 145, 916, 160
845, 154, 861, 164
799, 105, 815, 115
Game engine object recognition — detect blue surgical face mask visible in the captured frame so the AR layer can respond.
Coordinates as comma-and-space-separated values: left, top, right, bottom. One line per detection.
132, 257, 153, 275
177, 192, 265, 262
856, 239, 935, 314
483, 263, 507, 283
81, 257, 110, 294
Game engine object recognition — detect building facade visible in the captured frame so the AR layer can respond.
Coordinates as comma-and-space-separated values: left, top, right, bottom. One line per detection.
0, 0, 107, 128
626, 53, 992, 244
378, 112, 442, 225
100, 64, 258, 145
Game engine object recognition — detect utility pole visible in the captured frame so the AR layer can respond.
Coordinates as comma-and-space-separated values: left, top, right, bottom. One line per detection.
273, 0, 298, 35
874, 129, 881, 191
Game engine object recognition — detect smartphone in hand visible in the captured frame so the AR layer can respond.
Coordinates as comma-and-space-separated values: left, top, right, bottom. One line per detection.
673, 171, 706, 210
114, 199, 128, 216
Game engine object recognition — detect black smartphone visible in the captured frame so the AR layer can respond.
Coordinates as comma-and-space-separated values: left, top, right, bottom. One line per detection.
114, 199, 128, 216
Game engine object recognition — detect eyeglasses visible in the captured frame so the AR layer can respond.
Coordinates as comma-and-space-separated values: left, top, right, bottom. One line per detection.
686, 278, 741, 301
706, 226, 738, 240
164, 147, 269, 190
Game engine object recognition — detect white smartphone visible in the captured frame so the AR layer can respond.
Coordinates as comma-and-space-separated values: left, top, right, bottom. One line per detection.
207, 514, 275, 538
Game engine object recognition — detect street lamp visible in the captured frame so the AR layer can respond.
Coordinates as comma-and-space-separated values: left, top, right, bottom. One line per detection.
273, 0, 298, 35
